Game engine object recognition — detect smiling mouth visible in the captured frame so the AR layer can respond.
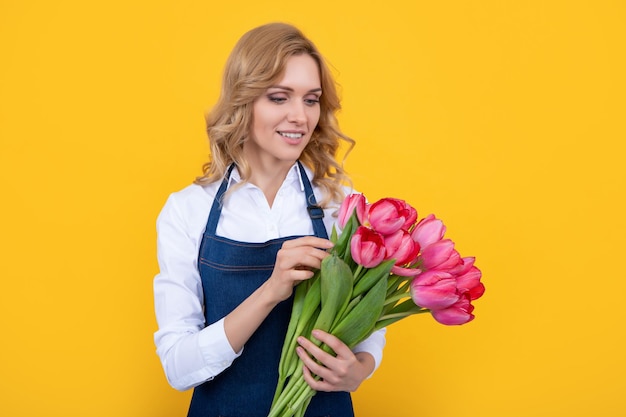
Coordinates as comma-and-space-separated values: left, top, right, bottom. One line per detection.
278, 131, 304, 139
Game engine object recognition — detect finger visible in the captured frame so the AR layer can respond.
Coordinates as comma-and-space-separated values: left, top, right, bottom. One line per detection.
281, 236, 334, 250
288, 269, 316, 282
299, 249, 332, 266
279, 246, 331, 267
310, 329, 353, 358
276, 248, 330, 273
297, 346, 342, 392
275, 252, 324, 275
300, 363, 330, 392
296, 337, 346, 386
296, 344, 334, 382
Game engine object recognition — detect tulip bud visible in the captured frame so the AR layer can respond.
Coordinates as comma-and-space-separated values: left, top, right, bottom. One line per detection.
419, 239, 462, 271
367, 198, 418, 236
411, 214, 446, 249
384, 229, 420, 266
430, 295, 476, 325
350, 226, 386, 268
383, 230, 421, 276
337, 193, 367, 229
453, 259, 485, 301
410, 270, 460, 310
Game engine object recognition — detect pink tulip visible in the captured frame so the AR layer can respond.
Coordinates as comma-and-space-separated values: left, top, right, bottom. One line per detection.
337, 193, 367, 229
350, 226, 386, 268
453, 258, 485, 301
410, 270, 460, 310
411, 214, 446, 249
397, 199, 418, 230
448, 256, 475, 276
384, 229, 420, 266
419, 239, 462, 271
367, 198, 418, 236
467, 281, 485, 301
383, 230, 421, 277
430, 295, 475, 325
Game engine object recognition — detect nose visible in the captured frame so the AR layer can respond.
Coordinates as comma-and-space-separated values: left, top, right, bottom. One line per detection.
287, 101, 307, 124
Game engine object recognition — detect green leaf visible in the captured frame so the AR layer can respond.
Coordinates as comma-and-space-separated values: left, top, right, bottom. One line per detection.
330, 273, 388, 349
330, 224, 338, 244
352, 259, 395, 298
331, 294, 362, 330
312, 255, 353, 344
332, 212, 358, 259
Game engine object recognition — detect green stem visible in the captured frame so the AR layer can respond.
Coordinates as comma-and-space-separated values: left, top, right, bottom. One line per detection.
271, 375, 287, 407
290, 385, 315, 416
378, 311, 415, 321
269, 365, 304, 417
272, 376, 313, 417
270, 355, 322, 416
383, 291, 411, 307
373, 309, 430, 331
283, 381, 314, 417
275, 279, 321, 395
352, 264, 363, 281
386, 274, 403, 295
294, 396, 313, 417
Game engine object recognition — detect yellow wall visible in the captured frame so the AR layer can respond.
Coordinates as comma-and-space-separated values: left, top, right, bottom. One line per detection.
1, 1, 625, 416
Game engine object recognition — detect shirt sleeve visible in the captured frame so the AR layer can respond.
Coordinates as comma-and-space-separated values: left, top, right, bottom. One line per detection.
351, 328, 386, 377
153, 193, 241, 391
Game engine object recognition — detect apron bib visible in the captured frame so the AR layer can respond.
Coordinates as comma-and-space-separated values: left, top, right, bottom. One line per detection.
187, 162, 354, 417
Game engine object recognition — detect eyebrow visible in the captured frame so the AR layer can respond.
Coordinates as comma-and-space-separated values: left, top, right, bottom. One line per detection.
269, 85, 322, 93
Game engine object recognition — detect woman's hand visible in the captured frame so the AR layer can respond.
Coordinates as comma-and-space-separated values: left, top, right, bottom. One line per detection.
224, 237, 332, 353
296, 329, 375, 392
265, 236, 333, 303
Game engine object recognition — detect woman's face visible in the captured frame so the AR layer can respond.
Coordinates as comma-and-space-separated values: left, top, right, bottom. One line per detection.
245, 54, 321, 170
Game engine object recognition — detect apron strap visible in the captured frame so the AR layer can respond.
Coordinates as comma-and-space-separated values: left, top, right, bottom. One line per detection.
297, 161, 328, 240
204, 164, 235, 235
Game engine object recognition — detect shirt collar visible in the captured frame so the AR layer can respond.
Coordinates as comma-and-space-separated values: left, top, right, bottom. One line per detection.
227, 162, 307, 191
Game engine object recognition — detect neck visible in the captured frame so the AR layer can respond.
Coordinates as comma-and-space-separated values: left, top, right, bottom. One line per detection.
246, 160, 297, 208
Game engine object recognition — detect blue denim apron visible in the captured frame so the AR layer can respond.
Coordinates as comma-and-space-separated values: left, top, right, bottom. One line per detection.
187, 162, 354, 417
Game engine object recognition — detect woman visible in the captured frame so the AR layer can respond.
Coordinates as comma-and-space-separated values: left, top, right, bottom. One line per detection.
153, 22, 386, 417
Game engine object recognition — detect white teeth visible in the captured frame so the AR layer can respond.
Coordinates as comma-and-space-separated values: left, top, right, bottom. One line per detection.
279, 132, 303, 139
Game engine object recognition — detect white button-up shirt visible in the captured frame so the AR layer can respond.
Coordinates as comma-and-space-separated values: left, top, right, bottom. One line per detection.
153, 163, 386, 391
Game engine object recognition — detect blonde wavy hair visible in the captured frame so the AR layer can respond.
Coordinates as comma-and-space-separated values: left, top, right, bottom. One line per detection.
195, 22, 354, 207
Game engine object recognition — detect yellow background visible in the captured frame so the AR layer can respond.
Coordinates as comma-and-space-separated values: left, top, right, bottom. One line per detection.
1, 1, 625, 416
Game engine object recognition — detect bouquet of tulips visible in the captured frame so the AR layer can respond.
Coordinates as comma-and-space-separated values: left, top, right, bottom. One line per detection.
268, 194, 485, 417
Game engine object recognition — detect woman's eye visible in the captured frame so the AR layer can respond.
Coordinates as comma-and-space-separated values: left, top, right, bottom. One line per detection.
268, 96, 286, 103
305, 98, 320, 106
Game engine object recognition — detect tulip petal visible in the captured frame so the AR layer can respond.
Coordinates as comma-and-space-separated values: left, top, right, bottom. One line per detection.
384, 230, 420, 266
410, 271, 459, 310
412, 214, 446, 248
337, 193, 367, 229
431, 296, 475, 325
468, 282, 486, 300
351, 226, 386, 268
391, 265, 422, 277
368, 198, 415, 235
455, 266, 483, 294
420, 239, 456, 270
